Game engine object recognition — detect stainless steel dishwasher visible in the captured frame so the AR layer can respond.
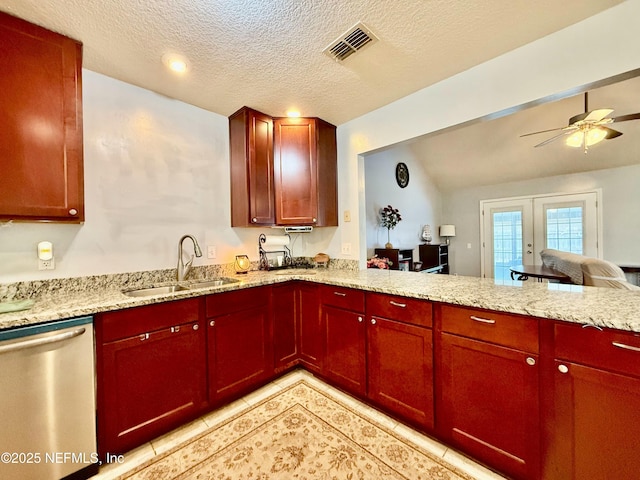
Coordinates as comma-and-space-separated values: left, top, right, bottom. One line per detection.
0, 316, 97, 480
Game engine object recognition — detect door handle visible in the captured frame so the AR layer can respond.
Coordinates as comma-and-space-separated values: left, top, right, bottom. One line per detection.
0, 328, 86, 355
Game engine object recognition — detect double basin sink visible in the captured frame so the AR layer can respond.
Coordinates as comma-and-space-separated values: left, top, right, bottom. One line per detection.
122, 277, 239, 298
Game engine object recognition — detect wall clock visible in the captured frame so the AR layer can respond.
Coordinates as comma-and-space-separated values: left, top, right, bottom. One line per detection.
395, 162, 409, 188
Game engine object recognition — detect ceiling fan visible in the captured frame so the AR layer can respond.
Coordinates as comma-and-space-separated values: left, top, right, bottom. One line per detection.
521, 92, 640, 153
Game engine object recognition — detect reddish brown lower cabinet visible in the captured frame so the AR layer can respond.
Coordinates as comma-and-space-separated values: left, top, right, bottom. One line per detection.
437, 305, 540, 480
545, 322, 640, 480
272, 283, 299, 371
321, 286, 366, 396
206, 287, 273, 404
366, 292, 434, 429
367, 317, 433, 428
297, 282, 322, 372
96, 299, 206, 456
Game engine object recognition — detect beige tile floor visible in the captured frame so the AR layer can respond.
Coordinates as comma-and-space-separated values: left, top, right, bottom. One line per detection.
91, 370, 507, 480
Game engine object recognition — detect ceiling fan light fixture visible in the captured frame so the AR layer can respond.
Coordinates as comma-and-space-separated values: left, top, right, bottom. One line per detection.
565, 131, 584, 148
585, 127, 607, 146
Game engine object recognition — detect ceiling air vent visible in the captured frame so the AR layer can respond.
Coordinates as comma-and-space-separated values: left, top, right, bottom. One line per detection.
323, 22, 378, 62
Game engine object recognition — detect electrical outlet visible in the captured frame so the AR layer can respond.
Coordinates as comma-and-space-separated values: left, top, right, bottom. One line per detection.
344, 210, 351, 222
207, 245, 217, 259
341, 243, 352, 255
38, 258, 55, 270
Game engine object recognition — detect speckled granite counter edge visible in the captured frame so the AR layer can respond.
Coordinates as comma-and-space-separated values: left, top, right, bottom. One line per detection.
2, 262, 640, 333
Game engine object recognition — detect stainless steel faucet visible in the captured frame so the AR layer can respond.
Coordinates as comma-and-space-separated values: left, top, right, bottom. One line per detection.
177, 234, 202, 282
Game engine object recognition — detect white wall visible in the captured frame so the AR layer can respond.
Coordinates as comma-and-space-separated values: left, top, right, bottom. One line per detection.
442, 163, 640, 277
0, 71, 334, 282
364, 145, 443, 260
336, 1, 640, 268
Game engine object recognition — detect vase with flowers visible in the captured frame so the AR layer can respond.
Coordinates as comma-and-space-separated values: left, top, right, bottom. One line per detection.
379, 204, 402, 248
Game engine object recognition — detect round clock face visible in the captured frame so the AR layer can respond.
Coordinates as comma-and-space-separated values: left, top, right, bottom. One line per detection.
396, 162, 409, 188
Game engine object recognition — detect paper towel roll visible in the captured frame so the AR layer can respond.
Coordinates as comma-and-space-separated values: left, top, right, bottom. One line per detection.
261, 235, 290, 246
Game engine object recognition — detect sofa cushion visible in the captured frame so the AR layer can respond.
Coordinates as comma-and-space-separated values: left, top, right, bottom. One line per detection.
540, 249, 584, 285
582, 258, 640, 290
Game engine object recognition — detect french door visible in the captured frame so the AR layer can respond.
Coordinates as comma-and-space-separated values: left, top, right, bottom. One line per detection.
481, 191, 600, 280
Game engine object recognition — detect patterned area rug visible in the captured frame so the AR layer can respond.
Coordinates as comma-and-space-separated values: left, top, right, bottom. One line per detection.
120, 380, 474, 480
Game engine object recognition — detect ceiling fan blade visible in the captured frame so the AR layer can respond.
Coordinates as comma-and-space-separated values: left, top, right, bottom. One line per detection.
603, 127, 623, 140
569, 109, 613, 125
534, 131, 571, 148
611, 112, 640, 123
520, 126, 565, 137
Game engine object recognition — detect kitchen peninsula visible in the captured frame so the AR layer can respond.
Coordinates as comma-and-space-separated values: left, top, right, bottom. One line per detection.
2, 268, 640, 480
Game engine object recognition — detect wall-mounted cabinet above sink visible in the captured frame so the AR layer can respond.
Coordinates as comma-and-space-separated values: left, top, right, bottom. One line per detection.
229, 106, 338, 228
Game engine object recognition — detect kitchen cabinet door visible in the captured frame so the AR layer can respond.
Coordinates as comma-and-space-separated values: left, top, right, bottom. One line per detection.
548, 361, 640, 480
229, 106, 275, 226
323, 305, 366, 396
367, 316, 433, 428
98, 321, 206, 456
272, 282, 298, 371
273, 117, 337, 226
439, 333, 540, 480
207, 294, 273, 404
298, 282, 322, 372
0, 12, 84, 222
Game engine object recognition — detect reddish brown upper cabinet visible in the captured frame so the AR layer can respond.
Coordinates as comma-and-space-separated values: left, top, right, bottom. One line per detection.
544, 322, 640, 480
95, 299, 206, 457
273, 117, 337, 226
229, 107, 275, 226
366, 293, 434, 429
437, 305, 540, 480
0, 12, 84, 222
206, 287, 273, 405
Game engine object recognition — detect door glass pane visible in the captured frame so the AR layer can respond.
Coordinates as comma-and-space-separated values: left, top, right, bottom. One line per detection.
545, 206, 583, 254
493, 210, 523, 280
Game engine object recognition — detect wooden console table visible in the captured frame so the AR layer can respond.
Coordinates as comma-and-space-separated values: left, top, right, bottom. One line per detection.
510, 265, 571, 283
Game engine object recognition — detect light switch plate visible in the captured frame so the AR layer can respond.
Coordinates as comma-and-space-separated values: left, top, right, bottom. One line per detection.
207, 245, 217, 259
341, 243, 352, 255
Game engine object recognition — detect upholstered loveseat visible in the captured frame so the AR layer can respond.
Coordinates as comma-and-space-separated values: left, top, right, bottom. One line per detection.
540, 249, 640, 290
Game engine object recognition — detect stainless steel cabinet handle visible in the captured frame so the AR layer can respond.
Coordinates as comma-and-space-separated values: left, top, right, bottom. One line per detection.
612, 341, 640, 353
389, 301, 406, 308
358, 316, 363, 323
582, 324, 603, 331
371, 318, 377, 325
68, 208, 78, 216
139, 333, 149, 341
470, 315, 496, 325
558, 364, 569, 374
526, 357, 536, 366
209, 320, 215, 327
0, 328, 86, 355
334, 292, 347, 297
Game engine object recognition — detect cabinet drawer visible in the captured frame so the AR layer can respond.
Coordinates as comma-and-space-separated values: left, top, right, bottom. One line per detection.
99, 298, 200, 343
555, 322, 640, 378
320, 285, 365, 312
366, 292, 432, 327
440, 304, 538, 353
206, 286, 270, 318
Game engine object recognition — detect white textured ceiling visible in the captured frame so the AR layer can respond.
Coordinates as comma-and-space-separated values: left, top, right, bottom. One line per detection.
0, 0, 624, 125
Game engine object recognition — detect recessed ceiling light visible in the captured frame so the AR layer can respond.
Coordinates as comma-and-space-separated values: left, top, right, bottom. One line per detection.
162, 53, 188, 74
287, 110, 301, 118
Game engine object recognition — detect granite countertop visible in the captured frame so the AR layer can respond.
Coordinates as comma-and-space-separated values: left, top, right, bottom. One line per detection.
1, 268, 640, 332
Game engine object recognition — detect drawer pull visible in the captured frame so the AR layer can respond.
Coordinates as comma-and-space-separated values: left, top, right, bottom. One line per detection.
334, 292, 347, 297
358, 316, 363, 323
139, 333, 149, 341
193, 324, 199, 331
470, 315, 496, 325
371, 318, 377, 325
171, 326, 180, 333
209, 320, 215, 327
581, 324, 603, 331
558, 364, 569, 374
526, 357, 536, 366
612, 341, 640, 353
389, 301, 407, 308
